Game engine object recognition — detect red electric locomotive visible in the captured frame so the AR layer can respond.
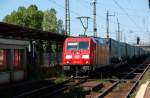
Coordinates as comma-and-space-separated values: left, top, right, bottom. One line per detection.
62, 37, 95, 72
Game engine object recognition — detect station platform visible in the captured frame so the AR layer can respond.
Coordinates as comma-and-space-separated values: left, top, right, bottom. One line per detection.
135, 79, 150, 98
144, 81, 150, 98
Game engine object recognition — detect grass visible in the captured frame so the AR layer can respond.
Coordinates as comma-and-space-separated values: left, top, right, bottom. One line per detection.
95, 79, 110, 83
54, 74, 67, 84
41, 66, 63, 77
113, 82, 125, 91
55, 87, 86, 98
111, 75, 118, 79
28, 65, 65, 81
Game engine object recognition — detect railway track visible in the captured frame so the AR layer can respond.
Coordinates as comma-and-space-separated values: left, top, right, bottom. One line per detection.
6, 58, 150, 98
67, 59, 149, 98
0, 79, 55, 98
101, 80, 137, 98
13, 78, 88, 98
93, 60, 150, 98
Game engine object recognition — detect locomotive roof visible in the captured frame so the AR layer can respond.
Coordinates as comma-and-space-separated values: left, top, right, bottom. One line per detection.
65, 36, 146, 53
66, 36, 139, 47
91, 37, 133, 46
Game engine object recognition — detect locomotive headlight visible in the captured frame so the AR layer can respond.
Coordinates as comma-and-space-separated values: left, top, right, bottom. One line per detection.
86, 61, 89, 64
66, 55, 72, 59
66, 61, 69, 64
82, 55, 89, 59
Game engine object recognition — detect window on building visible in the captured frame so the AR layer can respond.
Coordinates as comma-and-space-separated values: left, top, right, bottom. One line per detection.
13, 49, 21, 69
0, 49, 6, 70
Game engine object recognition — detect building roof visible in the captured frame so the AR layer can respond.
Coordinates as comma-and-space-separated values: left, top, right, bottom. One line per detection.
0, 22, 68, 42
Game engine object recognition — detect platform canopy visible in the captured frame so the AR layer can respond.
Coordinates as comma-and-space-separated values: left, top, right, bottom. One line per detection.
0, 22, 68, 42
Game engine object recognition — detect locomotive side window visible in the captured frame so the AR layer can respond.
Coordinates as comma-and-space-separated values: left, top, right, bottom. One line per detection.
67, 42, 78, 50
0, 49, 6, 70
79, 42, 89, 50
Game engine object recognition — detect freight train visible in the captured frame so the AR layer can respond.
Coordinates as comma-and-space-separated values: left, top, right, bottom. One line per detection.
62, 36, 148, 75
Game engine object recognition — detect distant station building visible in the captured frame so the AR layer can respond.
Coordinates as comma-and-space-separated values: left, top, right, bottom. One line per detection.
0, 38, 29, 83
0, 22, 67, 84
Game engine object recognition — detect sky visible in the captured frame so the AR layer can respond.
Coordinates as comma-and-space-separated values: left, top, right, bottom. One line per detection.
0, 0, 150, 44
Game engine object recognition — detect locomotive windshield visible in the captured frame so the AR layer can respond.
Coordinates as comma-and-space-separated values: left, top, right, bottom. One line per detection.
67, 42, 78, 50
67, 42, 89, 50
79, 42, 89, 50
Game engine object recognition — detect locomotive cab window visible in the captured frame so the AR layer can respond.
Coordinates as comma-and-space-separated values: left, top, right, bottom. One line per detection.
67, 42, 89, 50
67, 42, 78, 50
79, 42, 89, 50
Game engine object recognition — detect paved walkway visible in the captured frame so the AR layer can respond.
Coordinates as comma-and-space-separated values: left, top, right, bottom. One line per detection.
144, 81, 150, 98
135, 81, 149, 98
135, 57, 150, 98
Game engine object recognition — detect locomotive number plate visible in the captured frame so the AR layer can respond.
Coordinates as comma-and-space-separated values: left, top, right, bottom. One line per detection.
75, 55, 80, 59
64, 66, 70, 70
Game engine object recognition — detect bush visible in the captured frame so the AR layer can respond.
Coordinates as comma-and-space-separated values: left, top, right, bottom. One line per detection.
54, 74, 67, 84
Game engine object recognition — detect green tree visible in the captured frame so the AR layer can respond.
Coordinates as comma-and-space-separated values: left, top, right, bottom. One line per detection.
3, 4, 65, 33
3, 5, 43, 29
25, 5, 43, 29
3, 15, 12, 23
42, 8, 57, 32
3, 10, 24, 25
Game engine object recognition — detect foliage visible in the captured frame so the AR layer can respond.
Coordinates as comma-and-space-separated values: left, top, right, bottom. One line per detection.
54, 74, 67, 84
42, 8, 57, 32
3, 5, 43, 29
3, 5, 65, 33
3, 5, 65, 53
57, 87, 86, 98
25, 5, 43, 29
